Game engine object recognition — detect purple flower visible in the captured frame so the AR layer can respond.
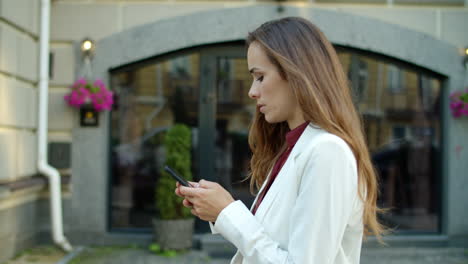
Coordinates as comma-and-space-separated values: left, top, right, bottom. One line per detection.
93, 79, 105, 90
449, 89, 468, 118
64, 78, 114, 111
64, 87, 90, 108
72, 77, 87, 89
89, 86, 114, 112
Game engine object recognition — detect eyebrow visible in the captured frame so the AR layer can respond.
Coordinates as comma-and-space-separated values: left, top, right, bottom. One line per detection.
249, 67, 260, 74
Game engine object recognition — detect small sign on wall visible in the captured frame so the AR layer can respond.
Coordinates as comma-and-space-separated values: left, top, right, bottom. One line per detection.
80, 106, 99, 127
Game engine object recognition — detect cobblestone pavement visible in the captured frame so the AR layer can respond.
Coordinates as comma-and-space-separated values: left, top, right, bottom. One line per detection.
62, 247, 468, 264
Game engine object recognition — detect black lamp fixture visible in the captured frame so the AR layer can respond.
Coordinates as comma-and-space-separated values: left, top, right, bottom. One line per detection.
80, 105, 99, 127
275, 0, 286, 13
79, 37, 98, 127
80, 38, 95, 59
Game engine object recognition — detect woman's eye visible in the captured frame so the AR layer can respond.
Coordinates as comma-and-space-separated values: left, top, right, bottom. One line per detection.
256, 76, 264, 82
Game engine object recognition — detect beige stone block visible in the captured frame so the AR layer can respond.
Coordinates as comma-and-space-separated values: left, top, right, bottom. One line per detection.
122, 3, 224, 31
48, 131, 72, 143
48, 89, 74, 130
0, 0, 39, 35
51, 3, 119, 41
0, 76, 19, 127
50, 44, 75, 85
17, 34, 38, 82
17, 130, 37, 177
28, 86, 37, 128
0, 129, 17, 182
0, 74, 7, 125
0, 23, 18, 75
441, 10, 468, 48
1, 79, 36, 129
16, 80, 37, 129
338, 7, 438, 37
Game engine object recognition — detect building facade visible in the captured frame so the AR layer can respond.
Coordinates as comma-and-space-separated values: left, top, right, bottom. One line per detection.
1, 0, 468, 261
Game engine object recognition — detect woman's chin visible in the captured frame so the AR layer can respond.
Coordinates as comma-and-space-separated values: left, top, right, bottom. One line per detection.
264, 115, 281, 124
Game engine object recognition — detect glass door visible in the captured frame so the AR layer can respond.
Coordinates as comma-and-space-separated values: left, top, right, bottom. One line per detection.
108, 45, 255, 233
109, 52, 201, 231
196, 47, 256, 232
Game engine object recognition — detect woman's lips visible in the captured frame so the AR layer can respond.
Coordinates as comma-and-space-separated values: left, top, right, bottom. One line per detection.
258, 104, 266, 113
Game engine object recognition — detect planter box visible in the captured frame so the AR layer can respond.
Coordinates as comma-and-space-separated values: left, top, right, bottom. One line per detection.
152, 218, 195, 250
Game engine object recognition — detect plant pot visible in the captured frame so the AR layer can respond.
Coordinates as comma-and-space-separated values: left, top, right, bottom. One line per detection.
152, 218, 195, 250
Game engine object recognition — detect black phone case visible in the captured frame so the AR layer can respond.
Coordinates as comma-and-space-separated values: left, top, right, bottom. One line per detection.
164, 165, 190, 187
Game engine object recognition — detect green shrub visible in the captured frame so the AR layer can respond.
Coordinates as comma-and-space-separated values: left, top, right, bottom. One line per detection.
155, 124, 192, 219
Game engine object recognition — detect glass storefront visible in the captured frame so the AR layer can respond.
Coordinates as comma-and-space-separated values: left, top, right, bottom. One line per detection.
338, 50, 442, 232
214, 56, 255, 207
109, 52, 201, 229
108, 44, 442, 233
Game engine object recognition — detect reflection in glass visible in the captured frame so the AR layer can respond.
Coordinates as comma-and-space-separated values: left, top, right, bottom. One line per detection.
215, 57, 255, 208
340, 50, 441, 232
107, 45, 443, 234
109, 53, 200, 229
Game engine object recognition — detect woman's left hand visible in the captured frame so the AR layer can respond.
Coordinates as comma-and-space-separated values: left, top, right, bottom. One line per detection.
177, 179, 235, 222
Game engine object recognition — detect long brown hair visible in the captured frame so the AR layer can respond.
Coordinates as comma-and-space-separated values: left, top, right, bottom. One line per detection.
246, 17, 386, 241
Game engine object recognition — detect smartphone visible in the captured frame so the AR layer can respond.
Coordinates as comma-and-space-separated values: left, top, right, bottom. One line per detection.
164, 165, 191, 187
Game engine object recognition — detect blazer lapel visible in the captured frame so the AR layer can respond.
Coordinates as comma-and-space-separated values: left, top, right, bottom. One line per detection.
254, 154, 295, 222
249, 170, 271, 212
253, 124, 324, 222
290, 123, 323, 160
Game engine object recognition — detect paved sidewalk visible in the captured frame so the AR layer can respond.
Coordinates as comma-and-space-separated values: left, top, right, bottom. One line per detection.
62, 247, 468, 264
360, 248, 468, 264
3, 245, 467, 264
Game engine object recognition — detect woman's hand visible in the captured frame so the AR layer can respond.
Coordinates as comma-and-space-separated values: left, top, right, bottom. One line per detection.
175, 181, 198, 208
175, 180, 235, 222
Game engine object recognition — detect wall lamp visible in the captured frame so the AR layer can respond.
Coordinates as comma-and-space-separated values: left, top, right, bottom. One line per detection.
80, 38, 95, 59
464, 46, 468, 68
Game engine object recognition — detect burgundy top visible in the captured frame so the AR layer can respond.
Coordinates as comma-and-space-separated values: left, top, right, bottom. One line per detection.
252, 122, 309, 215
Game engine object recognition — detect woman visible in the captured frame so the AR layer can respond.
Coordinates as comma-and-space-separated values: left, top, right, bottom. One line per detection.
176, 17, 384, 264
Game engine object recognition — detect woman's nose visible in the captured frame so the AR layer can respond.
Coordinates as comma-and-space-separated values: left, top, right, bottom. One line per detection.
248, 84, 259, 99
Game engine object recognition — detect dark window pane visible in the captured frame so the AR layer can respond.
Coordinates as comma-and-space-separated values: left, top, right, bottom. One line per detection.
215, 57, 255, 208
338, 49, 442, 232
109, 53, 200, 230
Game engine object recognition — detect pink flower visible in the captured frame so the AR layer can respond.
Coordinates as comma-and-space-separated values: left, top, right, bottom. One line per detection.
64, 78, 114, 111
89, 86, 114, 112
64, 87, 90, 108
449, 89, 468, 118
93, 79, 105, 90
72, 77, 87, 89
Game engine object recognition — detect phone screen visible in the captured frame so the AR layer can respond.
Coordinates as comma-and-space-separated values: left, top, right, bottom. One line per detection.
164, 165, 191, 187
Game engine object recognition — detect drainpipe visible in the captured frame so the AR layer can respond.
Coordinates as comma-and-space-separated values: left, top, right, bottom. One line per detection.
37, 0, 72, 252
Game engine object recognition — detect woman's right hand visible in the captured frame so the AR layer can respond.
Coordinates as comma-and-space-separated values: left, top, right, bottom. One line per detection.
178, 180, 235, 222
175, 181, 198, 208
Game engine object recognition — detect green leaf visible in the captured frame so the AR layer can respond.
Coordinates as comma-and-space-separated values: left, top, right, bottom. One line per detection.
460, 92, 468, 103
162, 250, 178, 257
155, 124, 193, 220
148, 243, 161, 253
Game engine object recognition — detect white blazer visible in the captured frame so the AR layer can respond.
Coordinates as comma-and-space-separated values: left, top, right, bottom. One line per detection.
210, 124, 364, 264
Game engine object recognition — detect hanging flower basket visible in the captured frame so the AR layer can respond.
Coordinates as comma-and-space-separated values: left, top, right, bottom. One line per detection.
449, 88, 468, 118
64, 77, 114, 112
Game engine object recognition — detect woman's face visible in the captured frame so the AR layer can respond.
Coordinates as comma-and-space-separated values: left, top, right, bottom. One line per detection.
247, 42, 304, 129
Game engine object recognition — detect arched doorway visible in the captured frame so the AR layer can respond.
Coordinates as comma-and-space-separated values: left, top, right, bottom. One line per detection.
107, 42, 444, 234
71, 5, 464, 241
